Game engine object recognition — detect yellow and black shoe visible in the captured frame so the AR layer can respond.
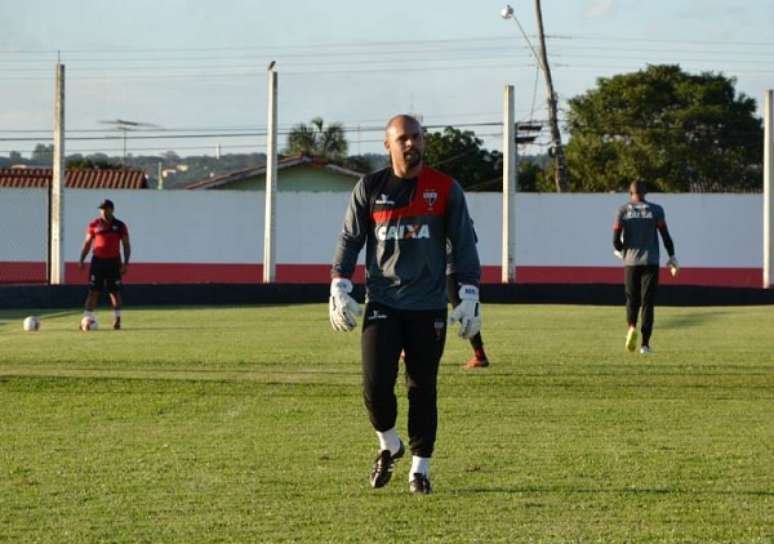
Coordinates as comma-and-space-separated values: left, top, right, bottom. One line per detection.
625, 326, 638, 352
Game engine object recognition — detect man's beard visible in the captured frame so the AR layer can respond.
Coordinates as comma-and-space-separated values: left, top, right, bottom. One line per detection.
404, 149, 422, 168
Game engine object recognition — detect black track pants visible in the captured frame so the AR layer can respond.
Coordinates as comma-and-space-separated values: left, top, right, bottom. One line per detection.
361, 302, 447, 458
624, 265, 659, 346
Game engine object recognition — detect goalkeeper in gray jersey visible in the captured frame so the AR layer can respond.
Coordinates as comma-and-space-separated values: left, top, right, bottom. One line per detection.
329, 114, 481, 494
613, 181, 678, 354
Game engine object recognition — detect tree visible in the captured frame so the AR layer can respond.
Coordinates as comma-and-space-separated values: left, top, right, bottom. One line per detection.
31, 144, 54, 165
422, 127, 502, 191
565, 64, 763, 192
66, 156, 121, 169
343, 153, 388, 174
285, 117, 348, 162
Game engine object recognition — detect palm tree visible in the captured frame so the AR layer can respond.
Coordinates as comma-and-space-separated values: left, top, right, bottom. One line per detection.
285, 117, 348, 162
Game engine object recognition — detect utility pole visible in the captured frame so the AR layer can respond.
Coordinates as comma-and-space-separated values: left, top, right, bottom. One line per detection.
50, 62, 65, 285
533, 0, 568, 192
502, 85, 517, 283
263, 61, 278, 283
764, 89, 773, 288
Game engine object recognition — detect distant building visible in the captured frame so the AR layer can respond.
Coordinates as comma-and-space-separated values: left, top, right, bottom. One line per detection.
185, 155, 363, 191
0, 167, 149, 189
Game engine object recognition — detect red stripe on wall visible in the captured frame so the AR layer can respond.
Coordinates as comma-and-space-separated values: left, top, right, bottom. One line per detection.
277, 264, 366, 284
0, 262, 47, 283
0, 262, 764, 288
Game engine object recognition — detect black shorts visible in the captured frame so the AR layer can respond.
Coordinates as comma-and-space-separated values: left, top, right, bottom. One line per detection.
89, 257, 122, 293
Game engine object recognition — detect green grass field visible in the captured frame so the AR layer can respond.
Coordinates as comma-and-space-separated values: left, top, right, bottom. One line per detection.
1, 304, 773, 543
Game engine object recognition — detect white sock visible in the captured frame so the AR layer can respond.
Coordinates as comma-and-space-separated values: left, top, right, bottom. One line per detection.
113, 309, 121, 318
376, 428, 401, 455
84, 310, 95, 319
409, 456, 430, 479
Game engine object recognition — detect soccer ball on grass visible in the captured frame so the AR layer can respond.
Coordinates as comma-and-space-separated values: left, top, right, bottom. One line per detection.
23, 316, 40, 331
80, 316, 98, 331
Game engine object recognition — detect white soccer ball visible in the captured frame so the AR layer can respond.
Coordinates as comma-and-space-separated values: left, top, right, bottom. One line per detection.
80, 316, 98, 331
23, 316, 40, 331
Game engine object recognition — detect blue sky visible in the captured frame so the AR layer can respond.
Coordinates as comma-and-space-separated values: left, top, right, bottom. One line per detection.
1, 0, 772, 158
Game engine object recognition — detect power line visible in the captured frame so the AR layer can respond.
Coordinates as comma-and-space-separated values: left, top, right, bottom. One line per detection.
0, 132, 505, 156
0, 122, 505, 142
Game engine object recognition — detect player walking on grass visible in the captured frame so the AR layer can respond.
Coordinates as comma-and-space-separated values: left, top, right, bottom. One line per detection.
613, 181, 678, 354
330, 114, 481, 494
78, 199, 131, 330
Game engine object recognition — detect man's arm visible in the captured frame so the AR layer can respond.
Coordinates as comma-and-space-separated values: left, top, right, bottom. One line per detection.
329, 180, 368, 332
78, 231, 94, 270
331, 179, 369, 279
657, 223, 675, 257
612, 209, 624, 252
446, 181, 480, 287
656, 208, 678, 275
120, 233, 131, 275
446, 181, 482, 339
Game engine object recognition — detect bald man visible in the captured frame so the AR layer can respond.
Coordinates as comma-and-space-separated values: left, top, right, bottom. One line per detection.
330, 114, 481, 494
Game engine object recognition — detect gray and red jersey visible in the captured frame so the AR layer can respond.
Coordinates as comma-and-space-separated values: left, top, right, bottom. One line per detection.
614, 200, 669, 266
332, 166, 480, 310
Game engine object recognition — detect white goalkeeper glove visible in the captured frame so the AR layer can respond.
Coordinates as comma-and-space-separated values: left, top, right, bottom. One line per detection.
667, 256, 679, 277
329, 278, 362, 332
613, 249, 624, 260
448, 284, 482, 340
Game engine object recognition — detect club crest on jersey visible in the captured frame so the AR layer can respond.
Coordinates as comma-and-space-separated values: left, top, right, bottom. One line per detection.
423, 189, 438, 209
376, 224, 430, 241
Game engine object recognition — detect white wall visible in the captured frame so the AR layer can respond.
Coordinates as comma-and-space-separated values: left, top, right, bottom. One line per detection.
0, 188, 763, 268
0, 188, 48, 260
62, 190, 265, 263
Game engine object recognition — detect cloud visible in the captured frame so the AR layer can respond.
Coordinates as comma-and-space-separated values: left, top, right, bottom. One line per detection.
584, 0, 615, 17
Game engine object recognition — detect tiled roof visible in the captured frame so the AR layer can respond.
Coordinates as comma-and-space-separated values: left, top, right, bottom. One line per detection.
186, 155, 363, 190
0, 168, 148, 189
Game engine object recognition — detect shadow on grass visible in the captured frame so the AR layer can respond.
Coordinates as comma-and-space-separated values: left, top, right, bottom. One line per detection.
658, 311, 725, 330
452, 485, 774, 497
0, 310, 83, 331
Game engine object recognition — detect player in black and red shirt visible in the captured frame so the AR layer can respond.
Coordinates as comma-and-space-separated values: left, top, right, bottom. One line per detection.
331, 115, 481, 494
78, 199, 131, 330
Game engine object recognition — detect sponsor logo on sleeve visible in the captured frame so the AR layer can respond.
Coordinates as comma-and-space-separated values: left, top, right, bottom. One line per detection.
375, 194, 395, 206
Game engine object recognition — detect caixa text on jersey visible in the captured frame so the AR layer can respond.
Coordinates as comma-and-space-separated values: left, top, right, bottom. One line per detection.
375, 224, 431, 241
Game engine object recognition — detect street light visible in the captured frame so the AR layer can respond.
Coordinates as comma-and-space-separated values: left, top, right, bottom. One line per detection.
500, 2, 568, 192
500, 4, 544, 74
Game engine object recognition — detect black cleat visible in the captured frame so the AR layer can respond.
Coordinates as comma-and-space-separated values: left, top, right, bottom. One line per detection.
113, 316, 121, 330
369, 441, 405, 488
409, 472, 432, 494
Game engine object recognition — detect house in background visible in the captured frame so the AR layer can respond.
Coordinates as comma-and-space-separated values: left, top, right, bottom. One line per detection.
0, 167, 149, 189
185, 155, 363, 191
